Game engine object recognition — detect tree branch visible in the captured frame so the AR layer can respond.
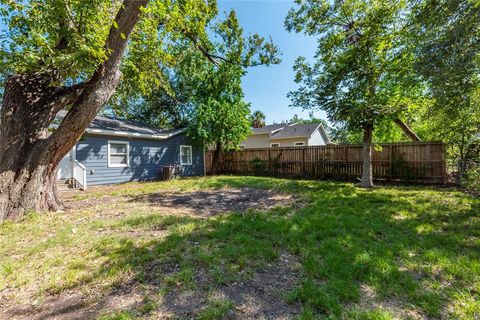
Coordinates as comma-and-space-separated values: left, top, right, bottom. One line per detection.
394, 118, 422, 141
183, 30, 251, 68
46, 0, 149, 163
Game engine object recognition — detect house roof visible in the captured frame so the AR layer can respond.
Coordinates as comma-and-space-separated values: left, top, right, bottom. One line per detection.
251, 123, 286, 135
270, 123, 330, 143
55, 110, 186, 140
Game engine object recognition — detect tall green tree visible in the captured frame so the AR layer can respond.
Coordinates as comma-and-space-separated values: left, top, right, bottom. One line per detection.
286, 0, 414, 187
188, 11, 280, 172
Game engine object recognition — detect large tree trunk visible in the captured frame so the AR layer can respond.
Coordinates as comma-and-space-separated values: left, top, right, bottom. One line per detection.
211, 142, 223, 175
359, 124, 374, 188
0, 0, 148, 222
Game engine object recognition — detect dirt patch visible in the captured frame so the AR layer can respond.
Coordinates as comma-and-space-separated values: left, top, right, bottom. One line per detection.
62, 187, 297, 217
1, 289, 145, 320
154, 252, 301, 319
1, 253, 301, 320
129, 188, 296, 217
346, 283, 429, 320
63, 195, 126, 211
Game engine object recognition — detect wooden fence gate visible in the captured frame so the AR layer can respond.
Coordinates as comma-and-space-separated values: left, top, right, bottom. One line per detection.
205, 142, 447, 184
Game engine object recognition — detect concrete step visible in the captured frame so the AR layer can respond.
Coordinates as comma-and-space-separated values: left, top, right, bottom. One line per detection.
57, 179, 79, 192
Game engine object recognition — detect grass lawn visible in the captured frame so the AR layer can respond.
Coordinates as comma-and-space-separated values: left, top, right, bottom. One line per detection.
0, 176, 479, 319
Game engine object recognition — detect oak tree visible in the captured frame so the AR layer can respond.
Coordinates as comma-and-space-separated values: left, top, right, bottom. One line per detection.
0, 0, 250, 221
286, 0, 414, 187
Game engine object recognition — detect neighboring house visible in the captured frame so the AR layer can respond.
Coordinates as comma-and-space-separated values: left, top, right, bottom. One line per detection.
55, 111, 205, 189
240, 123, 330, 149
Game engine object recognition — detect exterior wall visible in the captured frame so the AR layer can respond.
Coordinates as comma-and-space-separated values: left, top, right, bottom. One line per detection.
241, 134, 311, 148
241, 134, 271, 148
75, 133, 204, 186
308, 129, 327, 146
267, 137, 308, 147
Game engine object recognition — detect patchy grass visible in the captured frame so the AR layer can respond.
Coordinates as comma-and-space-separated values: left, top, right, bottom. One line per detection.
0, 176, 479, 319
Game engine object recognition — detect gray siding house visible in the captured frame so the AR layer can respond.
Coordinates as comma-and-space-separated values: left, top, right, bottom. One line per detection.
240, 123, 330, 149
56, 111, 205, 189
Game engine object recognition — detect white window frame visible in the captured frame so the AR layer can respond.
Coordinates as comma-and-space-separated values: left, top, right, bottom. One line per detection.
270, 143, 280, 148
294, 141, 305, 147
107, 140, 130, 168
180, 145, 193, 165
239, 145, 246, 150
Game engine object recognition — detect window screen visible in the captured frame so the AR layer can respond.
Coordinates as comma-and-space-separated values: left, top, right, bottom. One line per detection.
108, 142, 129, 167
180, 145, 192, 165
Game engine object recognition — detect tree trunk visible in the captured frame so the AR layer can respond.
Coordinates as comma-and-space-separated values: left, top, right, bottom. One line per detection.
211, 142, 223, 175
0, 156, 62, 222
394, 118, 421, 142
359, 124, 374, 188
0, 0, 148, 222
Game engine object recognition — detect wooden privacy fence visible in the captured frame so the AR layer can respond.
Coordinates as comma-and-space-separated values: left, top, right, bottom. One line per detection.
206, 142, 447, 184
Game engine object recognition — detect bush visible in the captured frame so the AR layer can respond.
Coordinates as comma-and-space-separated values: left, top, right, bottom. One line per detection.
464, 165, 480, 195
251, 157, 267, 175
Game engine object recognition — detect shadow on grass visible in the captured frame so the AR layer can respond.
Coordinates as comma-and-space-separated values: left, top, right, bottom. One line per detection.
13, 177, 480, 319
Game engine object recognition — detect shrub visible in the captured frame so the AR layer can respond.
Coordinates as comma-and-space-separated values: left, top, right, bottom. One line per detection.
251, 157, 267, 175
464, 166, 480, 195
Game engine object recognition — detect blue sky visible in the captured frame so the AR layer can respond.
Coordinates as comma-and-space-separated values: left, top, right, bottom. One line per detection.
217, 0, 328, 124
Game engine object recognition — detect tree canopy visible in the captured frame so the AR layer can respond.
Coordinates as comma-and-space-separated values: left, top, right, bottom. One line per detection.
285, 0, 414, 133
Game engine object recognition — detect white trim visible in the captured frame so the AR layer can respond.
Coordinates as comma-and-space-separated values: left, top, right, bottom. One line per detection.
294, 141, 305, 146
270, 143, 280, 148
180, 145, 193, 166
70, 147, 77, 178
107, 140, 130, 168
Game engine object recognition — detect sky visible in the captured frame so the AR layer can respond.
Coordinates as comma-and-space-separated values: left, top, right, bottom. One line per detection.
217, 0, 328, 124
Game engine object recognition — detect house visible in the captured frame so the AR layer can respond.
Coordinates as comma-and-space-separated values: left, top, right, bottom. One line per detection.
240, 122, 330, 149
55, 111, 205, 190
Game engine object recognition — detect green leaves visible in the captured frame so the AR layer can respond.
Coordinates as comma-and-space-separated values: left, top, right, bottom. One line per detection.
287, 0, 418, 134
0, 0, 114, 78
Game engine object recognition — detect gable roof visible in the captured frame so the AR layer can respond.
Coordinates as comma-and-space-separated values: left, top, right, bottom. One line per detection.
55, 110, 185, 140
270, 123, 330, 143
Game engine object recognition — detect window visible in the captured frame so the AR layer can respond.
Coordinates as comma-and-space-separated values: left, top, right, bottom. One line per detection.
180, 145, 193, 165
108, 141, 129, 167
294, 142, 305, 147
270, 143, 280, 148
239, 145, 246, 150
